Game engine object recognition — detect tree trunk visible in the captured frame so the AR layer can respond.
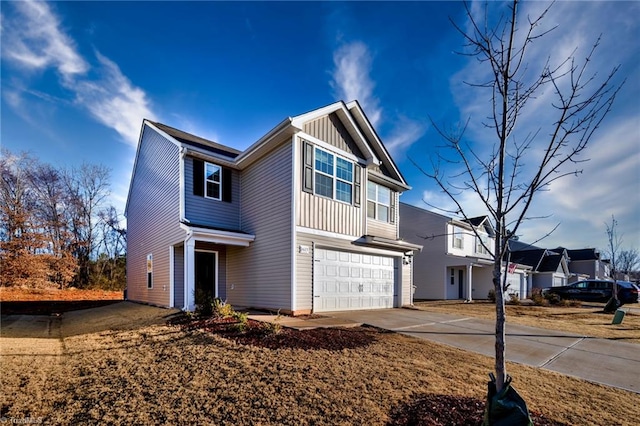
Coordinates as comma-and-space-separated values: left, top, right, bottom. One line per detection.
493, 264, 507, 392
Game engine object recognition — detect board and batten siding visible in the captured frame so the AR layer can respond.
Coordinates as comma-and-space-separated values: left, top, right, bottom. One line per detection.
295, 232, 407, 312
303, 113, 364, 158
126, 125, 185, 307
226, 140, 293, 311
297, 135, 364, 237
184, 157, 241, 230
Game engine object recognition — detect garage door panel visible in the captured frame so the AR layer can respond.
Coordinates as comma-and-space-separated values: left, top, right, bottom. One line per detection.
314, 248, 395, 312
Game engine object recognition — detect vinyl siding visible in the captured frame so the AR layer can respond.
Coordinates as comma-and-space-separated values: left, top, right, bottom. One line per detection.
126, 126, 185, 307
173, 245, 184, 308
365, 184, 399, 239
295, 232, 405, 312
226, 140, 293, 311
303, 113, 364, 158
297, 137, 364, 236
400, 203, 498, 300
184, 156, 241, 230
401, 203, 461, 299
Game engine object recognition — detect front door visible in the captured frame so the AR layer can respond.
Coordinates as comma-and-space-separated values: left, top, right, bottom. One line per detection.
458, 269, 464, 299
195, 251, 216, 304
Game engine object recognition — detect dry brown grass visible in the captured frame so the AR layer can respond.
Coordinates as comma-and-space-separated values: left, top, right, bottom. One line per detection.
0, 287, 123, 302
1, 302, 638, 425
414, 300, 640, 344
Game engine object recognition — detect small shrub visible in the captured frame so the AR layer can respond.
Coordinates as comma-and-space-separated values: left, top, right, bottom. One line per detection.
543, 292, 562, 306
265, 311, 283, 335
212, 298, 234, 318
531, 291, 549, 307
507, 293, 521, 305
233, 311, 249, 333
194, 289, 215, 317
487, 289, 496, 302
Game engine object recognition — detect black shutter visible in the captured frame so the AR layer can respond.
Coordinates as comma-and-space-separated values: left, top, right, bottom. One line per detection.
193, 158, 204, 196
222, 167, 232, 202
353, 165, 361, 207
302, 140, 314, 193
390, 192, 396, 224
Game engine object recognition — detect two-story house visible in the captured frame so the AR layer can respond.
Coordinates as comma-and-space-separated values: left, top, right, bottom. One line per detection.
554, 247, 610, 281
400, 203, 502, 300
125, 101, 422, 314
400, 203, 539, 300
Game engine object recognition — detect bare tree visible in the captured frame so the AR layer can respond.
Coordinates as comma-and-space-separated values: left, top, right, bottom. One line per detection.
618, 249, 639, 275
603, 215, 624, 312
414, 0, 623, 398
63, 163, 111, 287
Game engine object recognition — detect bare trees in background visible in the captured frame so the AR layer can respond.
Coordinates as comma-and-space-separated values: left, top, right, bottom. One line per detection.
417, 0, 623, 396
0, 149, 126, 289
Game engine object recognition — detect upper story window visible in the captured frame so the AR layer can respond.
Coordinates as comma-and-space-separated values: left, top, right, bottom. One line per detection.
367, 181, 392, 222
453, 228, 464, 249
205, 162, 221, 200
192, 158, 232, 202
314, 147, 353, 204
475, 234, 490, 255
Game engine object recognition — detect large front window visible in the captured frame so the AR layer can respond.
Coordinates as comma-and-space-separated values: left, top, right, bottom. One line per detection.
314, 148, 353, 203
475, 234, 490, 255
367, 181, 391, 222
205, 162, 221, 200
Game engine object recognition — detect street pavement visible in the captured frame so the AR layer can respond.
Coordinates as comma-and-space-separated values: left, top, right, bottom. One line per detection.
256, 308, 640, 394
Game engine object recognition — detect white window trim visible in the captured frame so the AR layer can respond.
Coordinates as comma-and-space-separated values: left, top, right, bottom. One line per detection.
314, 147, 354, 205
367, 181, 391, 222
204, 162, 222, 201
453, 228, 464, 249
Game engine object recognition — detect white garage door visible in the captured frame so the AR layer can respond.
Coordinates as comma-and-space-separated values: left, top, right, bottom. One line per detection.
313, 248, 395, 312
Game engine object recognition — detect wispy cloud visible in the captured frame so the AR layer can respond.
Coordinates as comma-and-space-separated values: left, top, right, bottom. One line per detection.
331, 41, 382, 126
330, 41, 425, 157
1, 0, 156, 146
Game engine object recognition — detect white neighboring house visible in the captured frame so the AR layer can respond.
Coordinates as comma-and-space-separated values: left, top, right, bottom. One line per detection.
399, 203, 531, 301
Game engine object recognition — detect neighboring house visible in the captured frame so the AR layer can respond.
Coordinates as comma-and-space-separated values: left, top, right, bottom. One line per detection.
507, 245, 570, 290
554, 248, 610, 280
125, 100, 422, 314
399, 203, 514, 300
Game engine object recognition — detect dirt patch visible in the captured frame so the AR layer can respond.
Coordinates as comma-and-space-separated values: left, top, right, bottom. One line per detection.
1, 300, 122, 315
1, 303, 638, 425
414, 300, 640, 343
0, 287, 124, 302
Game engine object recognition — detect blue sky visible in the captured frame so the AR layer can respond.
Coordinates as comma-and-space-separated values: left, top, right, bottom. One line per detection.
2, 0, 638, 253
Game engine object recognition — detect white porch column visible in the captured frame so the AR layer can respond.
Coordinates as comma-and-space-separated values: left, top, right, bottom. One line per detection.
467, 264, 473, 302
184, 237, 195, 311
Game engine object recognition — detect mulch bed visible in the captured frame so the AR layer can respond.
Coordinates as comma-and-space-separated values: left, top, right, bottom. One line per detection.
387, 393, 568, 426
168, 314, 379, 350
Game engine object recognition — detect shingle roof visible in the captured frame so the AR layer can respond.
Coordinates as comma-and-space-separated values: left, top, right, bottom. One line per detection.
555, 247, 600, 261
151, 121, 241, 159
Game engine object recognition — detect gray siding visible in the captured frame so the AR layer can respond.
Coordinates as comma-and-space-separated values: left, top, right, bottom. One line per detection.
184, 156, 241, 230
297, 137, 364, 236
365, 182, 399, 239
126, 126, 185, 307
400, 203, 455, 300
195, 241, 228, 301
226, 140, 293, 311
174, 245, 184, 308
303, 113, 364, 158
295, 232, 406, 312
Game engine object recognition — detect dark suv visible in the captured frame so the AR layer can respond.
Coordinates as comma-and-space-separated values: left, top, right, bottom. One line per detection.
543, 279, 639, 304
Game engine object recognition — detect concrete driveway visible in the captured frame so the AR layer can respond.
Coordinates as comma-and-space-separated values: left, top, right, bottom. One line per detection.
329, 308, 640, 394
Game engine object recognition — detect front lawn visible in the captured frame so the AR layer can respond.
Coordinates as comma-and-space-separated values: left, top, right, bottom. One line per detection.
414, 300, 640, 344
1, 302, 638, 425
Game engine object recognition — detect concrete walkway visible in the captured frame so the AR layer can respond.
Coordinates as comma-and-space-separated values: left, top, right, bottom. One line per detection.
251, 308, 640, 393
